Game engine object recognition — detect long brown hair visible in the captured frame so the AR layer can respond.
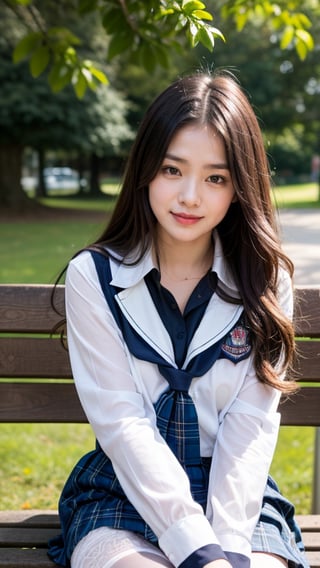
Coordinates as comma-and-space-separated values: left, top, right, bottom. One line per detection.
90, 71, 296, 392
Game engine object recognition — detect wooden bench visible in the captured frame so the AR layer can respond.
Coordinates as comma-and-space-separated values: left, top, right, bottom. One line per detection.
0, 283, 320, 567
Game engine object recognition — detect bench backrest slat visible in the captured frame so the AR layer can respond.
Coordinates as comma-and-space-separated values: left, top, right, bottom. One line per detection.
0, 383, 86, 423
293, 341, 320, 382
0, 285, 64, 333
0, 338, 317, 382
0, 383, 319, 426
0, 338, 71, 378
294, 287, 320, 337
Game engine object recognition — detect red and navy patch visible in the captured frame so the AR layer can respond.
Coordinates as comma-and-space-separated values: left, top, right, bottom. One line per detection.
220, 316, 251, 363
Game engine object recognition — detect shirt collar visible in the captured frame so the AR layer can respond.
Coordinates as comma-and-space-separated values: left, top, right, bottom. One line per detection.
211, 231, 239, 294
109, 231, 239, 294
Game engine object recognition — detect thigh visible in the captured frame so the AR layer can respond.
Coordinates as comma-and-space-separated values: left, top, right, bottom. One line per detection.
112, 551, 173, 567
251, 552, 288, 567
71, 526, 173, 568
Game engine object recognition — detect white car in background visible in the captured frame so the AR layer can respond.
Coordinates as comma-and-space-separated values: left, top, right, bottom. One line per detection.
43, 167, 81, 191
22, 167, 87, 193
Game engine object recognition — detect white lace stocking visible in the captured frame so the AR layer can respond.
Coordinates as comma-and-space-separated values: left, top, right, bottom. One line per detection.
71, 526, 173, 568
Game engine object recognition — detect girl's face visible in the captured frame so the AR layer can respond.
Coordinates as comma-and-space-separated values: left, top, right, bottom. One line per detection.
149, 124, 236, 249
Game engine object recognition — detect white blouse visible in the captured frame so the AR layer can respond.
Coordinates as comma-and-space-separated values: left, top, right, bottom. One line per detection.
65, 233, 293, 567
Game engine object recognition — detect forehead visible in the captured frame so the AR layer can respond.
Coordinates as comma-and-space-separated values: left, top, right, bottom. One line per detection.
166, 124, 226, 162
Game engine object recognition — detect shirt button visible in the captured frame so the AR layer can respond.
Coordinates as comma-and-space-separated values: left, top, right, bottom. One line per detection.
177, 331, 185, 340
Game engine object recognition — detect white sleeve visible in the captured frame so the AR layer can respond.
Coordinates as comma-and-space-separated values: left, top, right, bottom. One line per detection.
65, 253, 225, 567
206, 268, 294, 558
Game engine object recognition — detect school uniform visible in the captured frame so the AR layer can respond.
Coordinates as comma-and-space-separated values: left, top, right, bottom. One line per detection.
48, 232, 309, 568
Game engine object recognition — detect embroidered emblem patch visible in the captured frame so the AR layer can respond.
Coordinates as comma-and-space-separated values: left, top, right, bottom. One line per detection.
220, 318, 251, 363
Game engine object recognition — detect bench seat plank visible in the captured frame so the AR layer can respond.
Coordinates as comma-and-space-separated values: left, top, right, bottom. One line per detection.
0, 511, 60, 528
296, 515, 320, 530
0, 548, 60, 568
305, 552, 320, 568
0, 527, 59, 547
0, 541, 319, 568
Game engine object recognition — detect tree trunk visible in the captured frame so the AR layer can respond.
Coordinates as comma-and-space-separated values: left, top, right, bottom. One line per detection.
77, 153, 87, 195
35, 147, 47, 198
0, 143, 31, 212
89, 153, 103, 196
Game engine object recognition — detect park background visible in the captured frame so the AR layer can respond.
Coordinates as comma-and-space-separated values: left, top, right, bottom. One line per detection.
1, 1, 320, 516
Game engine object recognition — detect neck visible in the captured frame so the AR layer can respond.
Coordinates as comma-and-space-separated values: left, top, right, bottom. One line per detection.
156, 240, 214, 282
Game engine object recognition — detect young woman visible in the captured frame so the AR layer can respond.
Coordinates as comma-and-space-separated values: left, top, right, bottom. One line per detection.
48, 72, 309, 568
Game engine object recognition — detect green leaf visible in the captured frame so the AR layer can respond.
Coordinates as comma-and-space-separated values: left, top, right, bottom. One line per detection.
157, 7, 175, 17
48, 62, 73, 93
182, 0, 206, 14
102, 7, 126, 34
295, 29, 314, 50
81, 67, 94, 88
73, 70, 88, 99
87, 65, 109, 85
280, 26, 294, 50
63, 46, 77, 65
188, 21, 199, 46
13, 33, 41, 63
138, 42, 157, 73
29, 45, 50, 78
107, 31, 134, 60
234, 12, 249, 32
295, 39, 308, 61
196, 26, 215, 51
192, 10, 213, 21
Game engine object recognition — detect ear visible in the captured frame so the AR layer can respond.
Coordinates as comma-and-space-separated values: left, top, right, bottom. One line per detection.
231, 192, 238, 203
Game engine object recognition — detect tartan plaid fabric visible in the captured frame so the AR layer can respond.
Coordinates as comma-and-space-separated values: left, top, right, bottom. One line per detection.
155, 388, 201, 466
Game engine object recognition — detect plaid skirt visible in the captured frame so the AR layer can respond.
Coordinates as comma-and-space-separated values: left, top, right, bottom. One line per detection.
47, 445, 309, 568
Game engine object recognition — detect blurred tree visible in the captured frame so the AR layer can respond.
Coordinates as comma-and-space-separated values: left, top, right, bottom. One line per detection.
0, 2, 134, 211
195, 0, 320, 181
5, 0, 315, 97
0, 45, 133, 209
5, 0, 223, 97
1, 0, 319, 213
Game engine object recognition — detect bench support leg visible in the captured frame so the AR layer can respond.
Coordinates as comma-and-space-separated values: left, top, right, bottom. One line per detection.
312, 427, 320, 514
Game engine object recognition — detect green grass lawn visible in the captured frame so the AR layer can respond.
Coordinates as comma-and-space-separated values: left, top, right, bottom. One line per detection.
0, 181, 317, 512
273, 181, 320, 208
0, 219, 106, 284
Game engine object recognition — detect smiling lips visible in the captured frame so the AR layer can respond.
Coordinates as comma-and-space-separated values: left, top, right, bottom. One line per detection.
171, 212, 203, 225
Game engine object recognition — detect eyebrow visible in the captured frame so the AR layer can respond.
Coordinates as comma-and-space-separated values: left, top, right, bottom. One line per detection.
165, 152, 229, 170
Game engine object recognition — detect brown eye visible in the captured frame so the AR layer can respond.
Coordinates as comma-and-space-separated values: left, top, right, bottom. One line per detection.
207, 175, 224, 184
162, 166, 180, 176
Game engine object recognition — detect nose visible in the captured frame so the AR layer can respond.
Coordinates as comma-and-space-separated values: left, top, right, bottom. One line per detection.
178, 177, 201, 207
